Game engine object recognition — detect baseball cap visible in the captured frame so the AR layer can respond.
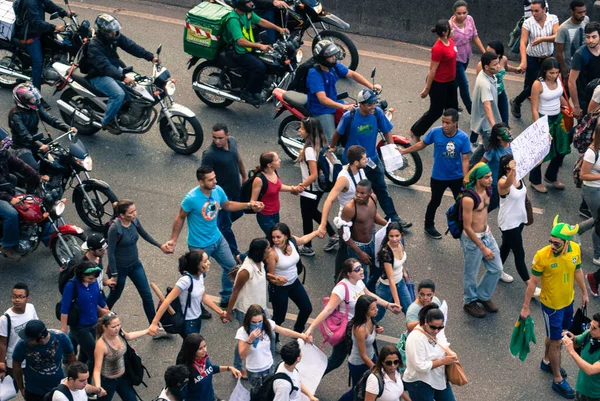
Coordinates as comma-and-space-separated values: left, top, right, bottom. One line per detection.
82, 234, 108, 251
18, 320, 48, 342
357, 89, 378, 104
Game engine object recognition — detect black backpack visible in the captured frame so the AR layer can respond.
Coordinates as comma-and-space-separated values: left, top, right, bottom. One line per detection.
584, 77, 600, 106
54, 278, 80, 326
249, 367, 297, 401
239, 171, 269, 214
158, 274, 194, 335
43, 384, 73, 401
290, 57, 339, 94
120, 330, 150, 387
353, 370, 383, 401
58, 260, 78, 295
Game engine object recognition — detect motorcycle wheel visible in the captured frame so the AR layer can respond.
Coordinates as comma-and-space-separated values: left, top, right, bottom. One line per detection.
0, 49, 23, 88
52, 232, 86, 267
278, 115, 304, 160
191, 61, 234, 108
160, 115, 204, 155
59, 89, 101, 136
312, 30, 359, 71
378, 143, 423, 187
73, 184, 119, 232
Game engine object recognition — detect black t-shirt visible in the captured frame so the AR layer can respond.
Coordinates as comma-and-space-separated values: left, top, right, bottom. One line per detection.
201, 138, 242, 200
572, 46, 600, 105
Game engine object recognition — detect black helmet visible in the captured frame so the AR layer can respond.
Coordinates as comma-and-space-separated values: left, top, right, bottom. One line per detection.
313, 39, 340, 67
95, 14, 121, 42
231, 0, 255, 12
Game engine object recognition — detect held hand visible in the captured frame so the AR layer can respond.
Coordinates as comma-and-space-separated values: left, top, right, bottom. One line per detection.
303, 333, 314, 344
166, 240, 177, 252
40, 145, 49, 153
304, 327, 313, 338
250, 201, 265, 212
103, 277, 117, 288
342, 103, 355, 112
519, 63, 527, 72
317, 224, 327, 238
160, 243, 173, 254
230, 366, 242, 379
419, 87, 429, 99
481, 247, 494, 260
219, 311, 230, 323
388, 303, 402, 314
148, 323, 160, 336
516, 66, 524, 74
357, 251, 371, 266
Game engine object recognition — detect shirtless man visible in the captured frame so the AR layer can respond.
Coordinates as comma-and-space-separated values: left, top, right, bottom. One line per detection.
461, 162, 502, 318
339, 179, 387, 291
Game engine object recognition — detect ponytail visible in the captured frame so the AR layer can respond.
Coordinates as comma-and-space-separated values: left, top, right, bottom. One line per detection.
178, 250, 206, 276
253, 151, 276, 174
113, 199, 134, 216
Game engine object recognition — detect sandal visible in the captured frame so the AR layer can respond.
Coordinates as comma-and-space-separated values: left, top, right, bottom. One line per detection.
530, 183, 548, 193
543, 178, 565, 190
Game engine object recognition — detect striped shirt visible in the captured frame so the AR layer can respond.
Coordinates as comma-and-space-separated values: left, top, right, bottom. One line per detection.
523, 13, 558, 57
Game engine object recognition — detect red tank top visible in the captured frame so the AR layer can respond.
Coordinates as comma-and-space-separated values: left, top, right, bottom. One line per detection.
260, 176, 282, 215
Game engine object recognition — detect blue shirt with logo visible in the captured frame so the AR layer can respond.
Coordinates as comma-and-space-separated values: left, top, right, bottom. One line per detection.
181, 186, 228, 248
306, 62, 349, 116
337, 107, 393, 163
423, 127, 470, 180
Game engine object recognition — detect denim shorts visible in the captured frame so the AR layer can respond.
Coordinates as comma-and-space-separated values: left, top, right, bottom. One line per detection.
541, 301, 574, 340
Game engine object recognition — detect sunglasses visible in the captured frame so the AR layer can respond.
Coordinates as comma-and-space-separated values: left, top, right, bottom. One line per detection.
102, 311, 117, 322
428, 324, 444, 331
384, 359, 400, 366
352, 265, 363, 273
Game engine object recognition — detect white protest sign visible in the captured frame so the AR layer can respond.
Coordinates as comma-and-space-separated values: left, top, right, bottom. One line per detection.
229, 379, 250, 401
511, 116, 551, 182
380, 144, 404, 172
0, 376, 16, 401
297, 340, 327, 401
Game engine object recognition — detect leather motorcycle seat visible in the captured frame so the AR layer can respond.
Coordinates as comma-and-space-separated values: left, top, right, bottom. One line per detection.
70, 71, 107, 97
283, 91, 309, 116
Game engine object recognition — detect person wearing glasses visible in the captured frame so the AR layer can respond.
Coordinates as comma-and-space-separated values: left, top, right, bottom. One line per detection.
562, 312, 600, 401
403, 304, 457, 401
93, 312, 153, 401
364, 345, 411, 401
60, 260, 109, 371
405, 280, 442, 333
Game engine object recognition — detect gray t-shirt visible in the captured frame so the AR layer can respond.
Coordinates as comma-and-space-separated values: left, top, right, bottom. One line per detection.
405, 297, 441, 324
556, 17, 589, 72
107, 219, 161, 273
470, 71, 501, 136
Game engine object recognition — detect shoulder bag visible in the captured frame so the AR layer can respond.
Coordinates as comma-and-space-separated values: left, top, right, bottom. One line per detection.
319, 282, 349, 349
415, 327, 468, 386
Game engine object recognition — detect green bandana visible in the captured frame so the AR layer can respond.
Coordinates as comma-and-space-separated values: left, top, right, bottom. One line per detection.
550, 215, 578, 241
83, 266, 102, 274
463, 162, 491, 189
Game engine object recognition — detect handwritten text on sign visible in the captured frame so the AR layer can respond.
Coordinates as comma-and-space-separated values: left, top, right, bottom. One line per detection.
511, 116, 551, 182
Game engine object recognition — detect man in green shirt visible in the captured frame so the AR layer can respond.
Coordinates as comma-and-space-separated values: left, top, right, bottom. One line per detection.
225, 0, 287, 105
563, 312, 600, 401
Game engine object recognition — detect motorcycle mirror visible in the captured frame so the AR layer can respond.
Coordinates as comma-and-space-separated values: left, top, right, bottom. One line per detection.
337, 92, 348, 100
50, 12, 59, 20
64, 0, 69, 3
371, 68, 376, 78
156, 45, 162, 55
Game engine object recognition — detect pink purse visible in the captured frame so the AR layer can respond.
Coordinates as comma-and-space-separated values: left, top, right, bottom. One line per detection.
319, 282, 349, 348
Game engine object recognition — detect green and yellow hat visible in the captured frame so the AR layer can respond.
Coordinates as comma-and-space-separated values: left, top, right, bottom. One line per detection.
550, 215, 578, 241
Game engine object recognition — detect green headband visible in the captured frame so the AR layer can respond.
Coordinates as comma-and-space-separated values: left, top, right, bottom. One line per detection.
550, 215, 578, 241
83, 266, 102, 274
463, 162, 491, 189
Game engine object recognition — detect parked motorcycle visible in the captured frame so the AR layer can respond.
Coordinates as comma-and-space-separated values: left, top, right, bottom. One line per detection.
189, 33, 303, 108
0, 181, 86, 266
273, 69, 423, 186
0, 0, 92, 88
53, 45, 204, 155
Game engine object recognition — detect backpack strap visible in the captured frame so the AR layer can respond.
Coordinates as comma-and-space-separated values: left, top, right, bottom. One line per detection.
271, 372, 298, 395
342, 108, 356, 139
3, 313, 10, 353
182, 273, 194, 319
374, 371, 384, 398
56, 384, 74, 401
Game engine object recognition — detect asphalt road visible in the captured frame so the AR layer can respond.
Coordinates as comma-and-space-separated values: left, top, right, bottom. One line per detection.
0, 1, 596, 400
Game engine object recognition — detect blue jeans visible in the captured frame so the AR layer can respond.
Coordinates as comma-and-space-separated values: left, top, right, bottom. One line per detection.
346, 236, 377, 291
230, 53, 266, 94
106, 259, 156, 324
316, 113, 336, 142
375, 279, 412, 321
498, 90, 509, 125
247, 366, 274, 389
183, 315, 202, 338
190, 235, 235, 302
232, 309, 274, 370
460, 231, 502, 304
26, 38, 43, 90
218, 206, 243, 257
365, 158, 399, 222
70, 323, 96, 371
90, 75, 126, 125
404, 381, 456, 401
455, 60, 471, 114
583, 185, 600, 259
256, 212, 280, 236
0, 199, 19, 248
269, 279, 312, 340
100, 374, 137, 401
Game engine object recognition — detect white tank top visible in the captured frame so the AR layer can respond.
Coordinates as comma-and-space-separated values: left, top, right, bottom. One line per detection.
234, 258, 267, 312
538, 78, 562, 116
497, 179, 528, 231
274, 242, 300, 286
337, 167, 366, 212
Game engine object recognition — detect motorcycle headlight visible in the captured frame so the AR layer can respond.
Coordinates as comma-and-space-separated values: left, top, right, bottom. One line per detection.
296, 49, 303, 63
165, 80, 176, 96
53, 200, 66, 217
75, 155, 93, 171
313, 3, 322, 13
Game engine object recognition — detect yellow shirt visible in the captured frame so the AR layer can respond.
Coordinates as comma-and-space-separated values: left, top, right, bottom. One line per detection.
531, 242, 581, 310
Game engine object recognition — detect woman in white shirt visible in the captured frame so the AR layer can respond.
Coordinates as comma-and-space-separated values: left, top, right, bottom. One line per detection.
236, 304, 311, 389
149, 250, 226, 338
365, 345, 411, 401
295, 117, 338, 256
529, 57, 570, 193
304, 258, 401, 375
404, 305, 458, 401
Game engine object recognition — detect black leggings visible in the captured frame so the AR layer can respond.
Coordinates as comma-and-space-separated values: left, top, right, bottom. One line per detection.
500, 223, 529, 282
269, 280, 312, 341
300, 191, 335, 247
411, 80, 459, 138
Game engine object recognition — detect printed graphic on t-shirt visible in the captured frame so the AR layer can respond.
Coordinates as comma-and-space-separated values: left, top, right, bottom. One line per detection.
27, 339, 59, 375
13, 321, 28, 337
201, 198, 219, 221
357, 123, 373, 135
443, 141, 457, 158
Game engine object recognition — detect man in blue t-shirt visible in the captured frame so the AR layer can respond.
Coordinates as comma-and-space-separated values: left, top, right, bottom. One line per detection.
401, 109, 470, 239
12, 320, 75, 401
330, 89, 411, 229
166, 166, 264, 306
307, 40, 381, 140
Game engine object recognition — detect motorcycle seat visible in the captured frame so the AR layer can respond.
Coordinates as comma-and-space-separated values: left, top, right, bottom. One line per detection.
70, 71, 107, 97
283, 91, 309, 116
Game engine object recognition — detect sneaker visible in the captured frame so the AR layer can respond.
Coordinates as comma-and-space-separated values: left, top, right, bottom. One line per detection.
40, 98, 51, 111
424, 226, 442, 239
587, 273, 599, 297
298, 246, 315, 257
533, 287, 541, 297
153, 327, 171, 340
552, 379, 575, 399
579, 207, 592, 219
200, 307, 212, 320
540, 360, 568, 378
397, 218, 413, 229
463, 301, 486, 318
323, 236, 339, 252
479, 298, 499, 313
510, 98, 521, 119
1, 246, 21, 261
500, 271, 514, 283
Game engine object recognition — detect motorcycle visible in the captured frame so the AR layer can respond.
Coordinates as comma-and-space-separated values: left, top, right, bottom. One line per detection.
188, 33, 303, 108
52, 45, 204, 155
0, 181, 86, 266
273, 69, 423, 186
0, 0, 92, 88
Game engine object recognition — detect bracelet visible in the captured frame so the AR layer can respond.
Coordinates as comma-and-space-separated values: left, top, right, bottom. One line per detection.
247, 202, 251, 209
226, 366, 230, 371
246, 340, 253, 344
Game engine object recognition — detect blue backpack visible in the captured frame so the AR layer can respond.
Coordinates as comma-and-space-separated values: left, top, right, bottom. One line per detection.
445, 189, 480, 239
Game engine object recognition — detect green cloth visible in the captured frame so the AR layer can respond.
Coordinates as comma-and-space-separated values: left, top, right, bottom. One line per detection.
464, 162, 491, 189
543, 113, 571, 163
510, 316, 537, 362
574, 330, 600, 398
225, 10, 261, 54
396, 331, 408, 374
495, 69, 506, 94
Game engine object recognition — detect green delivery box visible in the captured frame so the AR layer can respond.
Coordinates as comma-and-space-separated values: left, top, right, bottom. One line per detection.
184, 2, 231, 60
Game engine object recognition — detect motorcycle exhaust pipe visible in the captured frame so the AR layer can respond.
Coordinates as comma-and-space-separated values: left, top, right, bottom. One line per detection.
192, 82, 242, 102
0, 66, 31, 81
56, 100, 103, 128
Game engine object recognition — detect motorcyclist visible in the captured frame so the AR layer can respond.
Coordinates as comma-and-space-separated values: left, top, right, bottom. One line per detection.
14, 0, 73, 110
0, 136, 42, 261
307, 39, 381, 140
80, 14, 158, 134
8, 83, 76, 171
224, 0, 288, 105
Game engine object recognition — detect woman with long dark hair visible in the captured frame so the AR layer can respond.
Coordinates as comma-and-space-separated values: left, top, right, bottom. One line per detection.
149, 250, 226, 338
480, 122, 513, 212
365, 345, 411, 401
409, 19, 458, 143
295, 117, 338, 256
176, 334, 241, 401
529, 57, 570, 193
